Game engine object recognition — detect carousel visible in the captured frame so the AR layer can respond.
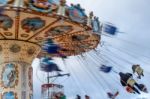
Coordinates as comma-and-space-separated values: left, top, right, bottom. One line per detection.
0, 0, 101, 99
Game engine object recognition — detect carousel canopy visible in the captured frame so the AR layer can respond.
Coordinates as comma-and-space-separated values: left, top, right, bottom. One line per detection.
0, 0, 100, 64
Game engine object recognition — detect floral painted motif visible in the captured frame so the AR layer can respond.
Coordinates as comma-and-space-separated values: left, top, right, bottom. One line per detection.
9, 44, 21, 53
0, 15, 13, 30
27, 46, 36, 55
21, 17, 45, 33
45, 25, 72, 36
2, 63, 18, 88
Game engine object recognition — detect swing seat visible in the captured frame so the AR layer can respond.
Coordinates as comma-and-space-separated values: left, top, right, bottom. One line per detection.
127, 78, 136, 87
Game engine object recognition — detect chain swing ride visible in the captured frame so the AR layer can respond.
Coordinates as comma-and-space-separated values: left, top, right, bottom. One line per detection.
0, 0, 149, 99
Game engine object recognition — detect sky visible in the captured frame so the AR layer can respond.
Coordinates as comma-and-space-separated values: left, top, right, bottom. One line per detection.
32, 0, 150, 99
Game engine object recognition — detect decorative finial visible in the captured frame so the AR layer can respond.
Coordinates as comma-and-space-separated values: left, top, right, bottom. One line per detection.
7, 0, 24, 7
14, 0, 24, 7
57, 0, 67, 16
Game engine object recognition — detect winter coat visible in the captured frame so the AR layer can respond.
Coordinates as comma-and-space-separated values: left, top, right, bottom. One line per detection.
119, 72, 133, 86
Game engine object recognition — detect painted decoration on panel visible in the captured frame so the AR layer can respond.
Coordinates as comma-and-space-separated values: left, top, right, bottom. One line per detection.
2, 91, 16, 99
0, 15, 13, 30
4, 32, 13, 36
9, 44, 21, 53
27, 46, 36, 56
68, 4, 87, 24
21, 17, 45, 33
2, 63, 18, 88
20, 34, 29, 38
45, 26, 72, 36
28, 67, 33, 90
29, 0, 58, 13
71, 34, 90, 41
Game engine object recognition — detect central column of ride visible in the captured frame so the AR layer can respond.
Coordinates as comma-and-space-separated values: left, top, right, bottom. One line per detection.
0, 63, 33, 99
0, 40, 41, 99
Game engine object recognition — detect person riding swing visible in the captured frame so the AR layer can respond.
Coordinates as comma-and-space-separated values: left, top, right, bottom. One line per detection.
132, 64, 144, 79
119, 72, 141, 94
